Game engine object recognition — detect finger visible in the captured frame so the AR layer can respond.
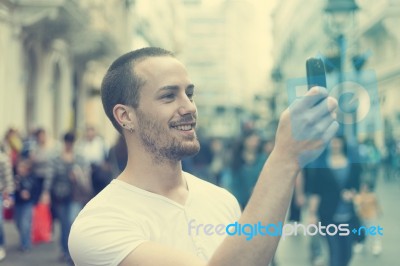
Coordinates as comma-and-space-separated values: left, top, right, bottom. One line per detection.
326, 96, 338, 113
314, 114, 337, 141
331, 110, 337, 120
308, 96, 338, 121
321, 120, 340, 144
301, 86, 329, 108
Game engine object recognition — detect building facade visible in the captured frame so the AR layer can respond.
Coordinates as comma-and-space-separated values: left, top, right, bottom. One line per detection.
182, 0, 272, 138
0, 0, 185, 145
0, 0, 126, 141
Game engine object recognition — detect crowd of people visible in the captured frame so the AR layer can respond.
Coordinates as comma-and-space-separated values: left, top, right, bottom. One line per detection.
0, 121, 399, 265
0, 126, 127, 264
183, 129, 399, 266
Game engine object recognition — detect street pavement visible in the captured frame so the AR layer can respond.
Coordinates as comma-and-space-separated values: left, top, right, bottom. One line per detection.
1, 222, 66, 266
0, 173, 398, 266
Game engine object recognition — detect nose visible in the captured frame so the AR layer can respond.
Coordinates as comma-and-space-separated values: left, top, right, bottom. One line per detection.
178, 94, 197, 116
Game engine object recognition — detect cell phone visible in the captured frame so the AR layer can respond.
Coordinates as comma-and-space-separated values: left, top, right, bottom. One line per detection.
306, 58, 327, 90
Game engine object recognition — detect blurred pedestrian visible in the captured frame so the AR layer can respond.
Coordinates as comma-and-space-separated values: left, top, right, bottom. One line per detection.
288, 171, 305, 222
359, 138, 381, 191
382, 137, 395, 182
390, 139, 400, 181
304, 153, 328, 266
13, 159, 35, 252
107, 135, 128, 178
51, 132, 92, 263
27, 128, 53, 205
1, 128, 23, 174
354, 181, 383, 255
89, 135, 127, 196
230, 132, 265, 209
0, 149, 15, 260
208, 138, 229, 186
77, 125, 108, 195
309, 136, 362, 266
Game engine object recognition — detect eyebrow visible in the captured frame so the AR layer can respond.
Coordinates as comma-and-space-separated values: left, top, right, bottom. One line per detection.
158, 84, 195, 92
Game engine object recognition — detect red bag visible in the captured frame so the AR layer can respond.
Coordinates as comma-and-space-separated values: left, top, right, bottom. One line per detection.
2, 199, 14, 221
3, 206, 13, 221
32, 203, 52, 244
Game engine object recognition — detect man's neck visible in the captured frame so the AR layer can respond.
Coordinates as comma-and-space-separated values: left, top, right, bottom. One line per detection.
118, 152, 189, 205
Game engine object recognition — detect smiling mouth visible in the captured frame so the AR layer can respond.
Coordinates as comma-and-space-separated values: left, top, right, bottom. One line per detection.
171, 124, 195, 131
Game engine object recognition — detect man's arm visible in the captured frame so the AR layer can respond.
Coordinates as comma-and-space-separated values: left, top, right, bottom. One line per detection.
208, 150, 301, 265
120, 87, 338, 266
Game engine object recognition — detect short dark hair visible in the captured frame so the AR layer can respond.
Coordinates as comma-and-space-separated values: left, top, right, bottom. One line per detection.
34, 128, 45, 138
63, 132, 76, 143
101, 47, 175, 134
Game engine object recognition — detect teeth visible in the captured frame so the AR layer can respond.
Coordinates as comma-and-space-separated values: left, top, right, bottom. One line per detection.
175, 125, 192, 131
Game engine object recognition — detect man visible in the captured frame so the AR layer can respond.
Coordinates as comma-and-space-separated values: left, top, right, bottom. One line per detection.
69, 47, 338, 266
77, 125, 109, 195
78, 125, 108, 167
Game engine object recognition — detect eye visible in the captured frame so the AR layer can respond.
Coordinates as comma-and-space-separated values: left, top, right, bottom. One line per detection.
186, 92, 195, 101
162, 93, 176, 100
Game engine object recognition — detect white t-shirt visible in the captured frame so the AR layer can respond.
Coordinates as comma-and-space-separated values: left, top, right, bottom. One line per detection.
69, 172, 241, 266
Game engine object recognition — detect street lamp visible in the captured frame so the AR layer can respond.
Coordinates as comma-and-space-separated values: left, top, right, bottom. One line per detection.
324, 0, 359, 139
325, 0, 359, 35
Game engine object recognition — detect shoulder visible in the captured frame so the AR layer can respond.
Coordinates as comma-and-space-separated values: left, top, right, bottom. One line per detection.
69, 181, 148, 266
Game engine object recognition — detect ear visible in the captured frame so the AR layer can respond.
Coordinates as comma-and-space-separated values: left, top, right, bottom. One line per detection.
113, 104, 136, 129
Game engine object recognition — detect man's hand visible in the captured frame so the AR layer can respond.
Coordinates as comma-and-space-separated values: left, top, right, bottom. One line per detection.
342, 189, 356, 202
20, 189, 31, 200
2, 192, 14, 208
274, 86, 338, 167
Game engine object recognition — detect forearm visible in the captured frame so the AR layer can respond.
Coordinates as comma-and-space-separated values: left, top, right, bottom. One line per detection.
208, 149, 299, 266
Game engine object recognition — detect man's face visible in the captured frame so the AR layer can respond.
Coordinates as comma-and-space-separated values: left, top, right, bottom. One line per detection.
37, 131, 46, 145
85, 127, 96, 141
132, 56, 200, 161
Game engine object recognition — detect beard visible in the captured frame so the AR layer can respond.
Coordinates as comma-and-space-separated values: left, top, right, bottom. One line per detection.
135, 109, 200, 162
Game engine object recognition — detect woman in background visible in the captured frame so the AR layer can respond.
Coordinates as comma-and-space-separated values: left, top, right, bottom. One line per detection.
309, 136, 362, 266
51, 132, 92, 264
230, 132, 265, 209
